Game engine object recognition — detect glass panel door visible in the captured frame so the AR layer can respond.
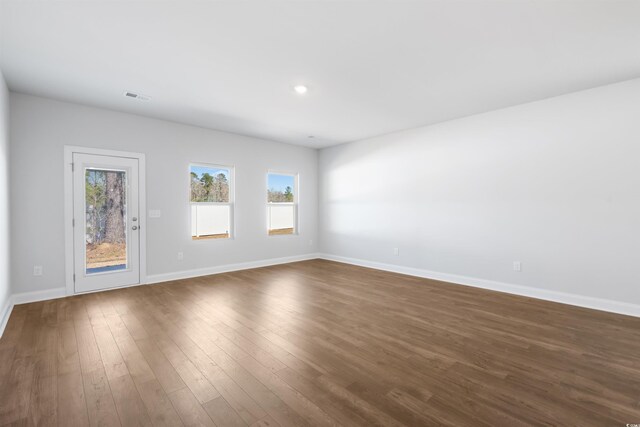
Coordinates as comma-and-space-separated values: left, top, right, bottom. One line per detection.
85, 169, 128, 274
73, 153, 140, 293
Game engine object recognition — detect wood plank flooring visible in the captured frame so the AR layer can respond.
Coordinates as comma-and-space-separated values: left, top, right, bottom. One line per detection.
1, 259, 640, 426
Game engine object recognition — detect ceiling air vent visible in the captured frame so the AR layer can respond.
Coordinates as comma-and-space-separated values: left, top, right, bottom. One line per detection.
123, 91, 151, 101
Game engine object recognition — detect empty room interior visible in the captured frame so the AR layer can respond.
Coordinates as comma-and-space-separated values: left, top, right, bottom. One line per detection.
1, 1, 640, 425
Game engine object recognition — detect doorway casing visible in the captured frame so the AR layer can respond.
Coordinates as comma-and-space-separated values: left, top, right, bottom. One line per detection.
64, 146, 147, 296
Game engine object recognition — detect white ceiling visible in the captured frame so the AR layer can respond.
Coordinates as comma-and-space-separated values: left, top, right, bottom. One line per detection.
1, 1, 640, 148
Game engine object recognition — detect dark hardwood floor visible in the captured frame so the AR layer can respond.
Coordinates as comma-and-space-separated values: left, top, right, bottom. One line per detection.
1, 259, 639, 426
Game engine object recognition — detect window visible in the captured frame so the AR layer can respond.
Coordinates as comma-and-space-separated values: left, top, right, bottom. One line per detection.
190, 164, 233, 239
85, 168, 128, 273
267, 172, 297, 235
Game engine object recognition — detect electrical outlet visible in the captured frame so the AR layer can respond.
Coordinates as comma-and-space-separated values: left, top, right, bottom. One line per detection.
393, 248, 400, 256
309, 239, 313, 246
33, 265, 43, 276
177, 251, 184, 261
513, 261, 522, 272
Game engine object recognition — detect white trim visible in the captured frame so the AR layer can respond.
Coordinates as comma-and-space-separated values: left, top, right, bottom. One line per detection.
0, 253, 316, 336
147, 253, 320, 284
64, 146, 147, 297
3, 252, 638, 337
317, 253, 640, 318
64, 148, 73, 296
1, 287, 68, 337
139, 152, 148, 286
12, 287, 67, 305
0, 253, 318, 336
0, 296, 13, 338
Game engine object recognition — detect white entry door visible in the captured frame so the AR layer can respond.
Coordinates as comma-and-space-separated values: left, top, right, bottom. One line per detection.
72, 153, 140, 293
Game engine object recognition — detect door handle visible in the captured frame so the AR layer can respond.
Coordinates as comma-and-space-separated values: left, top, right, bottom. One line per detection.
132, 225, 138, 230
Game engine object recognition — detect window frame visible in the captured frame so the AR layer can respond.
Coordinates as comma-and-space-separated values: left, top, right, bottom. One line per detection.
189, 162, 235, 240
266, 170, 299, 236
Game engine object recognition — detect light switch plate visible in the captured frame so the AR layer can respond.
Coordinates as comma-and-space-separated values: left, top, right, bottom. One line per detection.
148, 210, 161, 218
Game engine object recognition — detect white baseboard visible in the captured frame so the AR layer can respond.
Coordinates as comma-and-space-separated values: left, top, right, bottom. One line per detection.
0, 296, 13, 338
146, 253, 321, 284
0, 254, 320, 337
3, 251, 637, 339
0, 287, 68, 337
318, 253, 640, 318
12, 287, 67, 305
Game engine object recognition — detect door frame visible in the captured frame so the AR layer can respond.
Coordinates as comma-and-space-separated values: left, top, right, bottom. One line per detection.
64, 146, 147, 296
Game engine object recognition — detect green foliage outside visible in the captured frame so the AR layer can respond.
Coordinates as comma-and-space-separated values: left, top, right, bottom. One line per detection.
191, 171, 230, 202
268, 185, 293, 203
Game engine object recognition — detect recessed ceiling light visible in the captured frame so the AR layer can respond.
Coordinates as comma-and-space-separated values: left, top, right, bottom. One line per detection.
293, 85, 308, 95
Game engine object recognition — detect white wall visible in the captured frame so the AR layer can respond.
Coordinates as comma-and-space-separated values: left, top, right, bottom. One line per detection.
8, 79, 640, 312
10, 93, 318, 294
319, 78, 640, 306
0, 71, 11, 321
